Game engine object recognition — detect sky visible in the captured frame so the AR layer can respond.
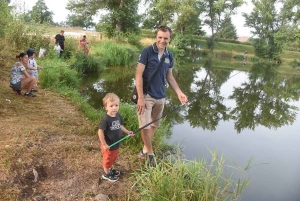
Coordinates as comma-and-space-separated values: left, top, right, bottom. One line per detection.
10, 0, 253, 37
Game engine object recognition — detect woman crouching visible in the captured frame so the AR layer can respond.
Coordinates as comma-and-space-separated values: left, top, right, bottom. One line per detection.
10, 52, 37, 97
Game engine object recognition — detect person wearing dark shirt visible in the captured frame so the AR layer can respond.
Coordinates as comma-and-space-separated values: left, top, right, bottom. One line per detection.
135, 25, 187, 167
55, 30, 65, 57
98, 93, 134, 182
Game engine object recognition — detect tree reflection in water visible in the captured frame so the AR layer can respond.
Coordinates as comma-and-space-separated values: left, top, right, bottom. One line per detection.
82, 59, 300, 134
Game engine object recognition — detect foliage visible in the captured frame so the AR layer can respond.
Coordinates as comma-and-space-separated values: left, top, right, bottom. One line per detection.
0, 0, 11, 38
92, 40, 138, 66
131, 149, 249, 200
71, 52, 105, 73
216, 15, 237, 40
243, 0, 300, 60
39, 66, 81, 90
66, 14, 95, 29
202, 0, 244, 51
173, 0, 202, 35
25, 0, 54, 24
172, 33, 191, 50
142, 0, 177, 29
126, 32, 143, 48
68, 0, 141, 35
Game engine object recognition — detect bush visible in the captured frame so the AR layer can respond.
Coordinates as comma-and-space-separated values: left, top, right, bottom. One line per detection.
173, 34, 191, 50
131, 150, 249, 201
39, 66, 81, 90
92, 40, 138, 66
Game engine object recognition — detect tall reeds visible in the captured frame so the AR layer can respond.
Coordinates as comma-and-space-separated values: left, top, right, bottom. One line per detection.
130, 149, 249, 201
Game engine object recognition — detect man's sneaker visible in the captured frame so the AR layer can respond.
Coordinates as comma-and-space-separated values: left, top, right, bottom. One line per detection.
148, 155, 156, 167
138, 151, 147, 159
13, 89, 22, 95
102, 172, 119, 182
110, 168, 120, 176
31, 89, 38, 93
24, 92, 36, 98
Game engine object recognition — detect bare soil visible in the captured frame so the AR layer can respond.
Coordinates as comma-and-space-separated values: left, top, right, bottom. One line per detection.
0, 63, 141, 200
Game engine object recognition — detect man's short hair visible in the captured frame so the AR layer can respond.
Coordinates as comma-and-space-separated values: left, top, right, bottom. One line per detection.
157, 25, 172, 38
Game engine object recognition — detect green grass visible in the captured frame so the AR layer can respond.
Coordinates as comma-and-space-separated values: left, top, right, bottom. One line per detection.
130, 149, 250, 201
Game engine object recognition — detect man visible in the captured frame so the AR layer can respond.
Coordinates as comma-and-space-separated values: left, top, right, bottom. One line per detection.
55, 30, 65, 57
79, 35, 89, 54
135, 25, 187, 167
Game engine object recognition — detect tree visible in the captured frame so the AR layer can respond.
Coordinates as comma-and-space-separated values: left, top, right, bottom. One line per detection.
0, 0, 11, 37
26, 0, 53, 24
141, 0, 177, 29
202, 0, 244, 51
66, 14, 95, 29
67, 0, 141, 35
173, 0, 202, 35
216, 15, 237, 40
243, 0, 300, 60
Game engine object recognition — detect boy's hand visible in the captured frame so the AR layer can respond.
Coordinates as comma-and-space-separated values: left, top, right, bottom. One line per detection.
102, 144, 110, 150
127, 131, 135, 137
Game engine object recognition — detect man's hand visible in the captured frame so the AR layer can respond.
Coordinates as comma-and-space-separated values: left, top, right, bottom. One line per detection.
178, 92, 188, 105
137, 97, 147, 115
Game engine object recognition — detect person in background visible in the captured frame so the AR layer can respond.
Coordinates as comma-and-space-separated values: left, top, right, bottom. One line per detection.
55, 30, 65, 57
54, 42, 62, 57
79, 35, 89, 54
26, 48, 43, 92
243, 51, 248, 66
135, 25, 187, 167
98, 93, 134, 182
38, 48, 46, 58
10, 52, 37, 97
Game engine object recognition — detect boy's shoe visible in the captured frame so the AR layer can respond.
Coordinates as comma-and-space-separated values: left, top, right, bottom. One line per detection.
13, 89, 22, 95
31, 89, 38, 93
137, 150, 147, 159
24, 92, 36, 98
148, 155, 156, 167
102, 172, 119, 182
110, 168, 120, 177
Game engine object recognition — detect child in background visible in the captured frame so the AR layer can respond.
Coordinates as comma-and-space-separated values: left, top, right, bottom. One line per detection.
26, 48, 44, 92
98, 93, 134, 182
54, 42, 62, 57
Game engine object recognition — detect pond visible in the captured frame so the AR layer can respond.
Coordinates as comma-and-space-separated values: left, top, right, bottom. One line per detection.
82, 58, 300, 201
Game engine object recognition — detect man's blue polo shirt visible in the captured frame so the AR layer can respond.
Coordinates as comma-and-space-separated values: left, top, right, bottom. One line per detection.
138, 42, 174, 99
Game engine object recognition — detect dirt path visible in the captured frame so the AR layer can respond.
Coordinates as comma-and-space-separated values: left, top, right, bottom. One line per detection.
0, 68, 139, 200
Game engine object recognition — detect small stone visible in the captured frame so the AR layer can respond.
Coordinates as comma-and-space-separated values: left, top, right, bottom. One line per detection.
95, 194, 109, 201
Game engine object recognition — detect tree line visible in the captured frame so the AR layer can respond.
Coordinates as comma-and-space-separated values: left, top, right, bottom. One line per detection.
3, 0, 300, 61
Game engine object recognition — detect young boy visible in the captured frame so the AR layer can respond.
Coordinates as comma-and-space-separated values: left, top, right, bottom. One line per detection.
54, 42, 62, 57
26, 48, 44, 92
98, 93, 134, 182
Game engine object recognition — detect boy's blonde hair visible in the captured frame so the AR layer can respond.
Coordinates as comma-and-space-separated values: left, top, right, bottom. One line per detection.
102, 93, 120, 107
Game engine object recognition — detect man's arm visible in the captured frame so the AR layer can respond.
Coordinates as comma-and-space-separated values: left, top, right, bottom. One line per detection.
166, 68, 187, 104
135, 63, 146, 114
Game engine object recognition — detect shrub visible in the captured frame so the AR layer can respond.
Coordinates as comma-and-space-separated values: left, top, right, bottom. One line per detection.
131, 150, 249, 201
39, 66, 81, 90
173, 34, 191, 50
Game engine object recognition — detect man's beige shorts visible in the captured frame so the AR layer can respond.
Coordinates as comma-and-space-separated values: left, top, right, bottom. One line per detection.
138, 94, 165, 129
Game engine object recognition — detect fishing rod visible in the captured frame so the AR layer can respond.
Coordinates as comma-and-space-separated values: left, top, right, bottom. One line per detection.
109, 94, 200, 148
43, 62, 102, 69
109, 70, 243, 148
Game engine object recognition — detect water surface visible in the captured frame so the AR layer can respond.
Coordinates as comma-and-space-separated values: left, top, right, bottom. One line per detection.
83, 60, 300, 200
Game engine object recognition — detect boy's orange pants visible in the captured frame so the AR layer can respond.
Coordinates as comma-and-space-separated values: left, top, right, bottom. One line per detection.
101, 146, 119, 168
